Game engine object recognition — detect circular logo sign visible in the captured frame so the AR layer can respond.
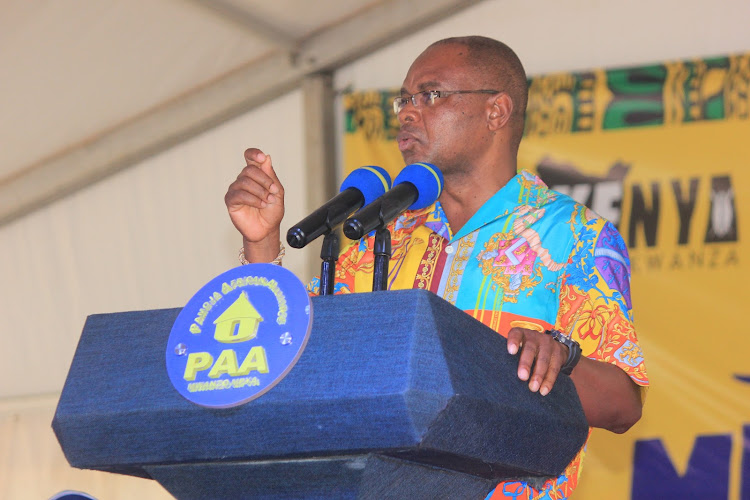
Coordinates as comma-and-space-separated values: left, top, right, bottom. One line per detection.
49, 492, 97, 500
166, 264, 312, 408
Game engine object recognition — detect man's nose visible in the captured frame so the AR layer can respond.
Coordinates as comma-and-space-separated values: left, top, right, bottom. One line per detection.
397, 101, 419, 124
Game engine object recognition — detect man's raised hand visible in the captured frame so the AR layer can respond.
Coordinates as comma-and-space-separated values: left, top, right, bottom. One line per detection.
225, 148, 285, 263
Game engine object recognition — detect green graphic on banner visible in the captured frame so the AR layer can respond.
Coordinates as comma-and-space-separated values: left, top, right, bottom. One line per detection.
526, 54, 750, 135
343, 52, 750, 141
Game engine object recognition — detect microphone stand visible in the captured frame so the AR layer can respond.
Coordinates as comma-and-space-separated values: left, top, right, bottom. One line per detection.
319, 231, 340, 296
372, 227, 391, 292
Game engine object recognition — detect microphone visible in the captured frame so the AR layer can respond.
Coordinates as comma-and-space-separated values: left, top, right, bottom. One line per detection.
342, 162, 444, 240
286, 166, 392, 249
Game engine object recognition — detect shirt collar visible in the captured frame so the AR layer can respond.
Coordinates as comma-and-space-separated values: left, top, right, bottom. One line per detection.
451, 170, 550, 241
399, 170, 551, 242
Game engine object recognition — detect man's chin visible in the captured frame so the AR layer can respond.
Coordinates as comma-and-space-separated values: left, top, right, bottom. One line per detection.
401, 151, 428, 166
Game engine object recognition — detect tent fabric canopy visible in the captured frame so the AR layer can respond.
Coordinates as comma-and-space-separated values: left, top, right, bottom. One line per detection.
0, 0, 483, 226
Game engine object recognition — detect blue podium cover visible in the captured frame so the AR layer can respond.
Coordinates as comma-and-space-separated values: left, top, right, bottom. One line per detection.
53, 290, 588, 497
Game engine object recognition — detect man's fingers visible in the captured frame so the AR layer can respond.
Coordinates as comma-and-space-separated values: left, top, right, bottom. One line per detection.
240, 155, 282, 197
528, 343, 554, 393
539, 351, 564, 396
225, 187, 268, 211
507, 327, 523, 355
232, 173, 276, 203
507, 327, 568, 396
244, 148, 266, 166
226, 181, 269, 209
244, 148, 280, 193
236, 165, 277, 197
517, 340, 539, 383
260, 154, 283, 195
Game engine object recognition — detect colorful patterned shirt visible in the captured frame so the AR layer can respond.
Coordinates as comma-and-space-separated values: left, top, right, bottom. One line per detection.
308, 170, 649, 499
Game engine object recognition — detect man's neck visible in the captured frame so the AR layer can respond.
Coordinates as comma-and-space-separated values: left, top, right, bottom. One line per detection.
438, 166, 516, 236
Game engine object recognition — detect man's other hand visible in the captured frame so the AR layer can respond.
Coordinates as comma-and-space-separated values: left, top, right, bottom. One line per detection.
507, 327, 569, 396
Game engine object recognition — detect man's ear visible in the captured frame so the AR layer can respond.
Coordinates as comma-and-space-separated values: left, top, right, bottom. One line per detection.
488, 93, 513, 131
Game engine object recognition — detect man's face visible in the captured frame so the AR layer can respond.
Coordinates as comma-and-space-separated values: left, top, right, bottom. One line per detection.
396, 44, 491, 174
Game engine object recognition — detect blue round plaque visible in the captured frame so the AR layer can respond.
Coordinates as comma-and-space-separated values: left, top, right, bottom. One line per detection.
166, 263, 312, 408
49, 492, 97, 500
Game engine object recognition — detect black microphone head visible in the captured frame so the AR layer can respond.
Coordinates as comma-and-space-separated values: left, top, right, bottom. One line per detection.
286, 227, 307, 249
342, 218, 366, 241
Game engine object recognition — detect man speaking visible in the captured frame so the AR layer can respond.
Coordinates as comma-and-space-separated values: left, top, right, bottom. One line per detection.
225, 35, 648, 499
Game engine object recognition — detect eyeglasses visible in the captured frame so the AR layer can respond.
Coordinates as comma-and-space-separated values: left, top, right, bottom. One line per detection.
393, 89, 500, 114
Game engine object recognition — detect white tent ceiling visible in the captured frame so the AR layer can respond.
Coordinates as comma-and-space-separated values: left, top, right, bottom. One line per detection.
0, 0, 484, 226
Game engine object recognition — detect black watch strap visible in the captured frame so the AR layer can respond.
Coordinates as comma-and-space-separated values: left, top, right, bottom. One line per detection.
545, 329, 582, 375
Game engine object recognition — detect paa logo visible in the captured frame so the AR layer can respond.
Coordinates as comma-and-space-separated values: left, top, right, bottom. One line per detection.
166, 264, 312, 408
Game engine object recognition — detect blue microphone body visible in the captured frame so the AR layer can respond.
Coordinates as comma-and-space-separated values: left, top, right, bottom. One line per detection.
286, 166, 391, 249
342, 163, 444, 241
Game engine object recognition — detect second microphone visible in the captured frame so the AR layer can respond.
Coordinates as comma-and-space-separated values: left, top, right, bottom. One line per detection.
343, 162, 444, 241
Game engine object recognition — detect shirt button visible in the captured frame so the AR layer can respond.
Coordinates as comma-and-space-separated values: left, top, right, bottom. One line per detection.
445, 245, 455, 255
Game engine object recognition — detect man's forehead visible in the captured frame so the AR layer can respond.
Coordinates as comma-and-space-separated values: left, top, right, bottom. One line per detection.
401, 44, 473, 93
399, 80, 441, 94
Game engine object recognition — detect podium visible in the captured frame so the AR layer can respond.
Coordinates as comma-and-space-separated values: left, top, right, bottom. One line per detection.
53, 290, 588, 499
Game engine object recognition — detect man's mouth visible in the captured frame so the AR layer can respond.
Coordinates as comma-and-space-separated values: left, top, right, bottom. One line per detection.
397, 130, 419, 151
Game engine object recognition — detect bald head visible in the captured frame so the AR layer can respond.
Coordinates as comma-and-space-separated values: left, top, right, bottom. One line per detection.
425, 36, 528, 152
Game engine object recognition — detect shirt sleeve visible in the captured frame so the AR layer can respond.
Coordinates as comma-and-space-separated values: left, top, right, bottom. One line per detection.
555, 217, 649, 392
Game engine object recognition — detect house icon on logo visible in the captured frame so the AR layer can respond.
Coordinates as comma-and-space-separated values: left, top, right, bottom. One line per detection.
213, 291, 264, 343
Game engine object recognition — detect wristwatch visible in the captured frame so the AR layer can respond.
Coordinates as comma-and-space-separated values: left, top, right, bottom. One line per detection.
545, 329, 582, 375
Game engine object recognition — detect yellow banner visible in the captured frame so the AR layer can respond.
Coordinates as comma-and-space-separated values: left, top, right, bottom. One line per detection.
343, 53, 749, 499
